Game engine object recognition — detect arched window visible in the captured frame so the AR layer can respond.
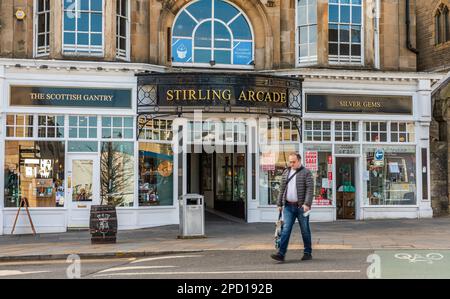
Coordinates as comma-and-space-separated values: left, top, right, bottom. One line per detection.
436, 10, 442, 44
171, 0, 254, 67
435, 4, 450, 45
444, 6, 450, 42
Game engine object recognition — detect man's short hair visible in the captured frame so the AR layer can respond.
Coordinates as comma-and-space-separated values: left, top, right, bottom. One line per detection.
289, 152, 302, 161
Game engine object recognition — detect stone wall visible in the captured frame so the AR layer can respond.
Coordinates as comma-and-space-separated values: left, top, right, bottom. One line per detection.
417, 0, 450, 71
0, 0, 418, 71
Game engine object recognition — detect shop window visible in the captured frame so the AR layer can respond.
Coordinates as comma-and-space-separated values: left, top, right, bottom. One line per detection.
364, 146, 417, 206
6, 114, 34, 138
304, 120, 331, 142
4, 141, 65, 208
68, 141, 98, 152
35, 0, 51, 57
69, 115, 97, 139
38, 115, 65, 138
138, 143, 174, 206
102, 116, 133, 139
364, 121, 387, 142
335, 121, 358, 142
100, 141, 134, 207
259, 144, 299, 206
171, 0, 254, 67
262, 121, 299, 143
116, 0, 129, 60
297, 0, 318, 65
63, 0, 104, 55
304, 145, 333, 206
138, 118, 173, 141
190, 120, 246, 143
328, 0, 362, 64
390, 122, 415, 143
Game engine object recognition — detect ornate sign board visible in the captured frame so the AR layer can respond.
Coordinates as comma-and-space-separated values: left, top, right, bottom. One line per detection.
10, 86, 132, 108
306, 94, 413, 114
137, 73, 303, 112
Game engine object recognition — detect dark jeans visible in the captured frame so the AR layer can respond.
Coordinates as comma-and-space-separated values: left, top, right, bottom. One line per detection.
278, 204, 312, 257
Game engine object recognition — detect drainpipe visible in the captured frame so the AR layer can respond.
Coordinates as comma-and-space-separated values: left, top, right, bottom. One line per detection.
374, 0, 381, 69
406, 0, 419, 54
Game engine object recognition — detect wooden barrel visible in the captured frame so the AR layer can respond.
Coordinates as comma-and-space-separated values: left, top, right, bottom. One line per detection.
89, 205, 118, 244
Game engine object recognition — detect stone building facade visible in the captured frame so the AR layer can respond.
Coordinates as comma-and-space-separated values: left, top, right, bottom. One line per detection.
0, 0, 419, 71
0, 0, 443, 235
416, 0, 450, 216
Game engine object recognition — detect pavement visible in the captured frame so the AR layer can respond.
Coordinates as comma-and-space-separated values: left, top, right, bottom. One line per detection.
1, 211, 450, 261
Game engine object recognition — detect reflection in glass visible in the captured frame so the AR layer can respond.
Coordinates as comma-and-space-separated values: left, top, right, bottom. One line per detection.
100, 142, 134, 207
72, 160, 93, 202
365, 147, 417, 206
4, 141, 65, 208
139, 143, 174, 206
259, 145, 299, 206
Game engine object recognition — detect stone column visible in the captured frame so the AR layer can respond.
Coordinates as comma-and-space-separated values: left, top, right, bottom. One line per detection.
104, 0, 117, 60
51, 0, 63, 59
317, 0, 328, 66
0, 65, 4, 236
279, 0, 292, 68
417, 79, 433, 218
12, 0, 33, 58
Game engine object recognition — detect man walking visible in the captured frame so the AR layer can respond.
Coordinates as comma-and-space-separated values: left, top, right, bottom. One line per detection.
271, 153, 313, 262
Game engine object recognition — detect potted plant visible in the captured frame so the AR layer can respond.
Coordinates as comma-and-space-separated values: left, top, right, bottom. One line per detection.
90, 142, 133, 244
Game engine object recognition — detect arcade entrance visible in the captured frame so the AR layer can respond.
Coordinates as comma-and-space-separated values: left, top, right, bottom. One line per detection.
187, 150, 247, 220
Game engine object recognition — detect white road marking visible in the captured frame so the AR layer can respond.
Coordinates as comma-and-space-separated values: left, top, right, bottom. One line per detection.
94, 270, 361, 277
98, 266, 177, 273
0, 270, 51, 277
130, 255, 203, 264
0, 258, 134, 267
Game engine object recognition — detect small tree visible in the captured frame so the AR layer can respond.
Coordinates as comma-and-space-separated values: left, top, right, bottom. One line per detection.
100, 142, 133, 206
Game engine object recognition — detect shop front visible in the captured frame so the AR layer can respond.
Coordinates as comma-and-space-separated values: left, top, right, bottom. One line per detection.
298, 78, 434, 221
0, 64, 143, 234
137, 73, 303, 223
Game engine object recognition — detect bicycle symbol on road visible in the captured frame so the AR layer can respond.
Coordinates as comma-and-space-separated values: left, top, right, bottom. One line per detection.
394, 253, 444, 264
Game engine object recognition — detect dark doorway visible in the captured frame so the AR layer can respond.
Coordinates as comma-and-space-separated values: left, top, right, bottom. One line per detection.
336, 157, 356, 220
188, 150, 247, 220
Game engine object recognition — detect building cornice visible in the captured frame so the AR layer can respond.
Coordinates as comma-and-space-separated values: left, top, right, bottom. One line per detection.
0, 58, 167, 74
263, 68, 445, 85
0, 59, 446, 87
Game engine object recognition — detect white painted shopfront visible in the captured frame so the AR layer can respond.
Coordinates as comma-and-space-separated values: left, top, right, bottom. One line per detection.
264, 69, 441, 222
0, 59, 443, 236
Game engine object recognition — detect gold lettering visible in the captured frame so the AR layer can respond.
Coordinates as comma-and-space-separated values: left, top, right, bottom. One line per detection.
198, 89, 206, 100
174, 90, 181, 100
256, 91, 265, 102
239, 91, 247, 101
280, 93, 287, 104
212, 90, 221, 100
264, 92, 272, 102
189, 90, 196, 100
223, 90, 231, 101
248, 91, 256, 102
272, 92, 281, 103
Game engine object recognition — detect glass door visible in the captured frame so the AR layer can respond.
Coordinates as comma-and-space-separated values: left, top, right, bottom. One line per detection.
214, 152, 246, 219
68, 154, 100, 228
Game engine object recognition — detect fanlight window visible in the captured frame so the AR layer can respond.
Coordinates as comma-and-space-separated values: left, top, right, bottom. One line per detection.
172, 0, 254, 67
